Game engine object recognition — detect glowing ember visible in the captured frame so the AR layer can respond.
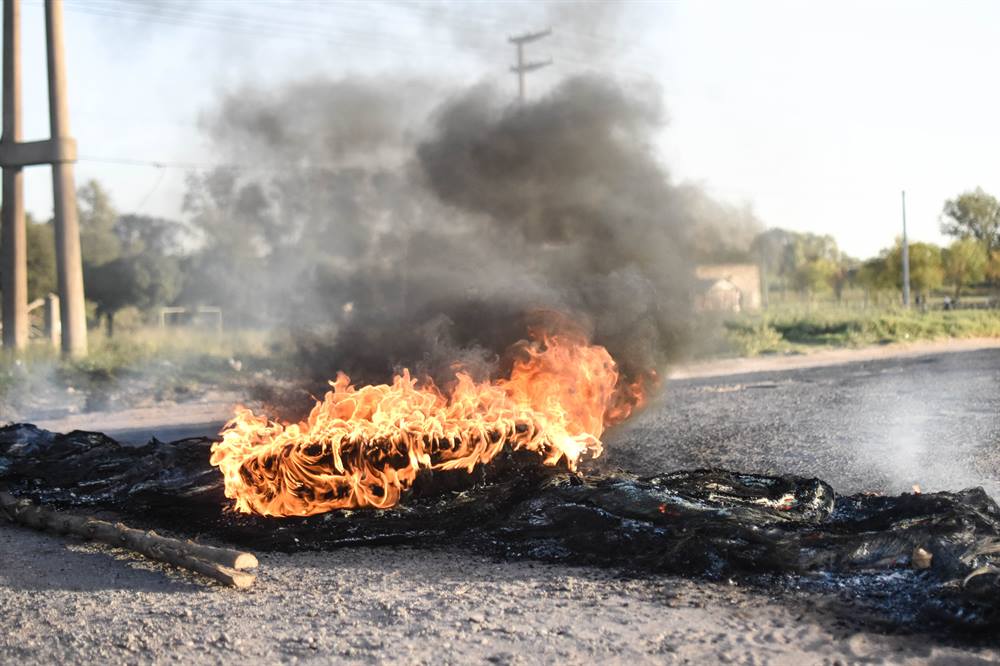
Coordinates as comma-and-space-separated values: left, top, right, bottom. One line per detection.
210, 320, 649, 517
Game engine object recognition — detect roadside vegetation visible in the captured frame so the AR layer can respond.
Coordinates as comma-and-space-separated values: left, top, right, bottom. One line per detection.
701, 186, 1000, 357
715, 305, 1000, 357
0, 327, 278, 419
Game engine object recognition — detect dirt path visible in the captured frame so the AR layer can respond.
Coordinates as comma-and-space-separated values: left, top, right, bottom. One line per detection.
30, 391, 242, 445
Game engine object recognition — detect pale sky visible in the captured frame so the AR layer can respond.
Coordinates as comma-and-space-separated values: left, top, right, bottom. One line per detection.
8, 0, 1000, 259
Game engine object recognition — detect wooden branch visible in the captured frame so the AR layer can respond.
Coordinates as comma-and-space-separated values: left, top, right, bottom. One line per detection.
0, 492, 257, 588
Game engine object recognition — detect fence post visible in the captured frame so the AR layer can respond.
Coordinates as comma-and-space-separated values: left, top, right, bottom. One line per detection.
44, 292, 59, 347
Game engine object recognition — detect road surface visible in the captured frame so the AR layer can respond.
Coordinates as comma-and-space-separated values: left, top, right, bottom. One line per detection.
4, 342, 999, 664
615, 343, 1000, 498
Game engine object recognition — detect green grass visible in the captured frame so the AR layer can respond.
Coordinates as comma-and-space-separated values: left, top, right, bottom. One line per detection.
0, 327, 278, 416
718, 307, 1000, 357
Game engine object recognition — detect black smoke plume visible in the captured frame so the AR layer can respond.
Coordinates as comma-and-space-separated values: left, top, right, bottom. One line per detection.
189, 75, 754, 410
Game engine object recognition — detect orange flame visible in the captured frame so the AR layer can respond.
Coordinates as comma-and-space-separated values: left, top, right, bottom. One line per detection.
210, 323, 647, 517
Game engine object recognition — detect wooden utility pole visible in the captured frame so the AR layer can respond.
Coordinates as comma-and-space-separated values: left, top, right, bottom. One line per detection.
1, 0, 27, 350
45, 0, 86, 356
509, 29, 552, 103
901, 190, 911, 308
0, 0, 87, 356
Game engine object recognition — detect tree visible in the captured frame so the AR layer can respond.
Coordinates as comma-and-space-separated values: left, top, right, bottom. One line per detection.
792, 256, 837, 296
74, 182, 192, 335
908, 243, 945, 301
750, 229, 846, 300
114, 214, 189, 257
886, 241, 943, 302
0, 212, 57, 303
787, 233, 841, 298
857, 256, 894, 304
988, 249, 1000, 285
942, 238, 987, 300
77, 179, 121, 267
751, 228, 797, 294
87, 255, 182, 336
829, 255, 860, 302
941, 187, 1000, 255
25, 216, 56, 302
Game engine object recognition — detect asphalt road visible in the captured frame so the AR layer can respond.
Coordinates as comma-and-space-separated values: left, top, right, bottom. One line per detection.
611, 346, 1000, 498
36, 344, 1000, 499
32, 344, 1000, 500
6, 345, 1000, 664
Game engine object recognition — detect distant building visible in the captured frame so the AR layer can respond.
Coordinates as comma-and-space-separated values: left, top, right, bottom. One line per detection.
695, 264, 762, 312
694, 277, 743, 312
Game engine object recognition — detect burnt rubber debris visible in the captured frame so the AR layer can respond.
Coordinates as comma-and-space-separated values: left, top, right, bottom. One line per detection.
1, 423, 998, 633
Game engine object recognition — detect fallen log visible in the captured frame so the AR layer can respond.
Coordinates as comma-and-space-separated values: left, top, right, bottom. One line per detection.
0, 491, 257, 588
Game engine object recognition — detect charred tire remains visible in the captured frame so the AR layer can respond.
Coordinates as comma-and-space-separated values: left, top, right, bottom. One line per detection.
1, 423, 998, 634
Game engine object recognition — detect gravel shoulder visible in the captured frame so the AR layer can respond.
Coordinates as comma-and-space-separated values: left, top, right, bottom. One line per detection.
3, 528, 998, 665
4, 339, 1000, 664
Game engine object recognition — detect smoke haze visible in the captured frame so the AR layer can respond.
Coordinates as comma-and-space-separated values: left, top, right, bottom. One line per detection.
189, 74, 761, 410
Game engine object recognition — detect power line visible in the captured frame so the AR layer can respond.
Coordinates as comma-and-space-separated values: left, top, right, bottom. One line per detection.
52, 0, 463, 63
41, 0, 662, 81
76, 154, 407, 173
78, 155, 197, 169
37, 2, 662, 183
131, 163, 166, 213
387, 1, 637, 52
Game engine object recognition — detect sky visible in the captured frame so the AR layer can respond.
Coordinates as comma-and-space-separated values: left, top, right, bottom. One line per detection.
7, 0, 1000, 259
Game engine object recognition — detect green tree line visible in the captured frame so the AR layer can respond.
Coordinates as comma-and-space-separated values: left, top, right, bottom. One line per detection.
749, 187, 1000, 304
8, 180, 1000, 335
14, 180, 190, 335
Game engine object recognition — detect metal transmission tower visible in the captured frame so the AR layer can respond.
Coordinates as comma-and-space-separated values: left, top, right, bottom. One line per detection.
0, 0, 87, 356
509, 29, 551, 103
